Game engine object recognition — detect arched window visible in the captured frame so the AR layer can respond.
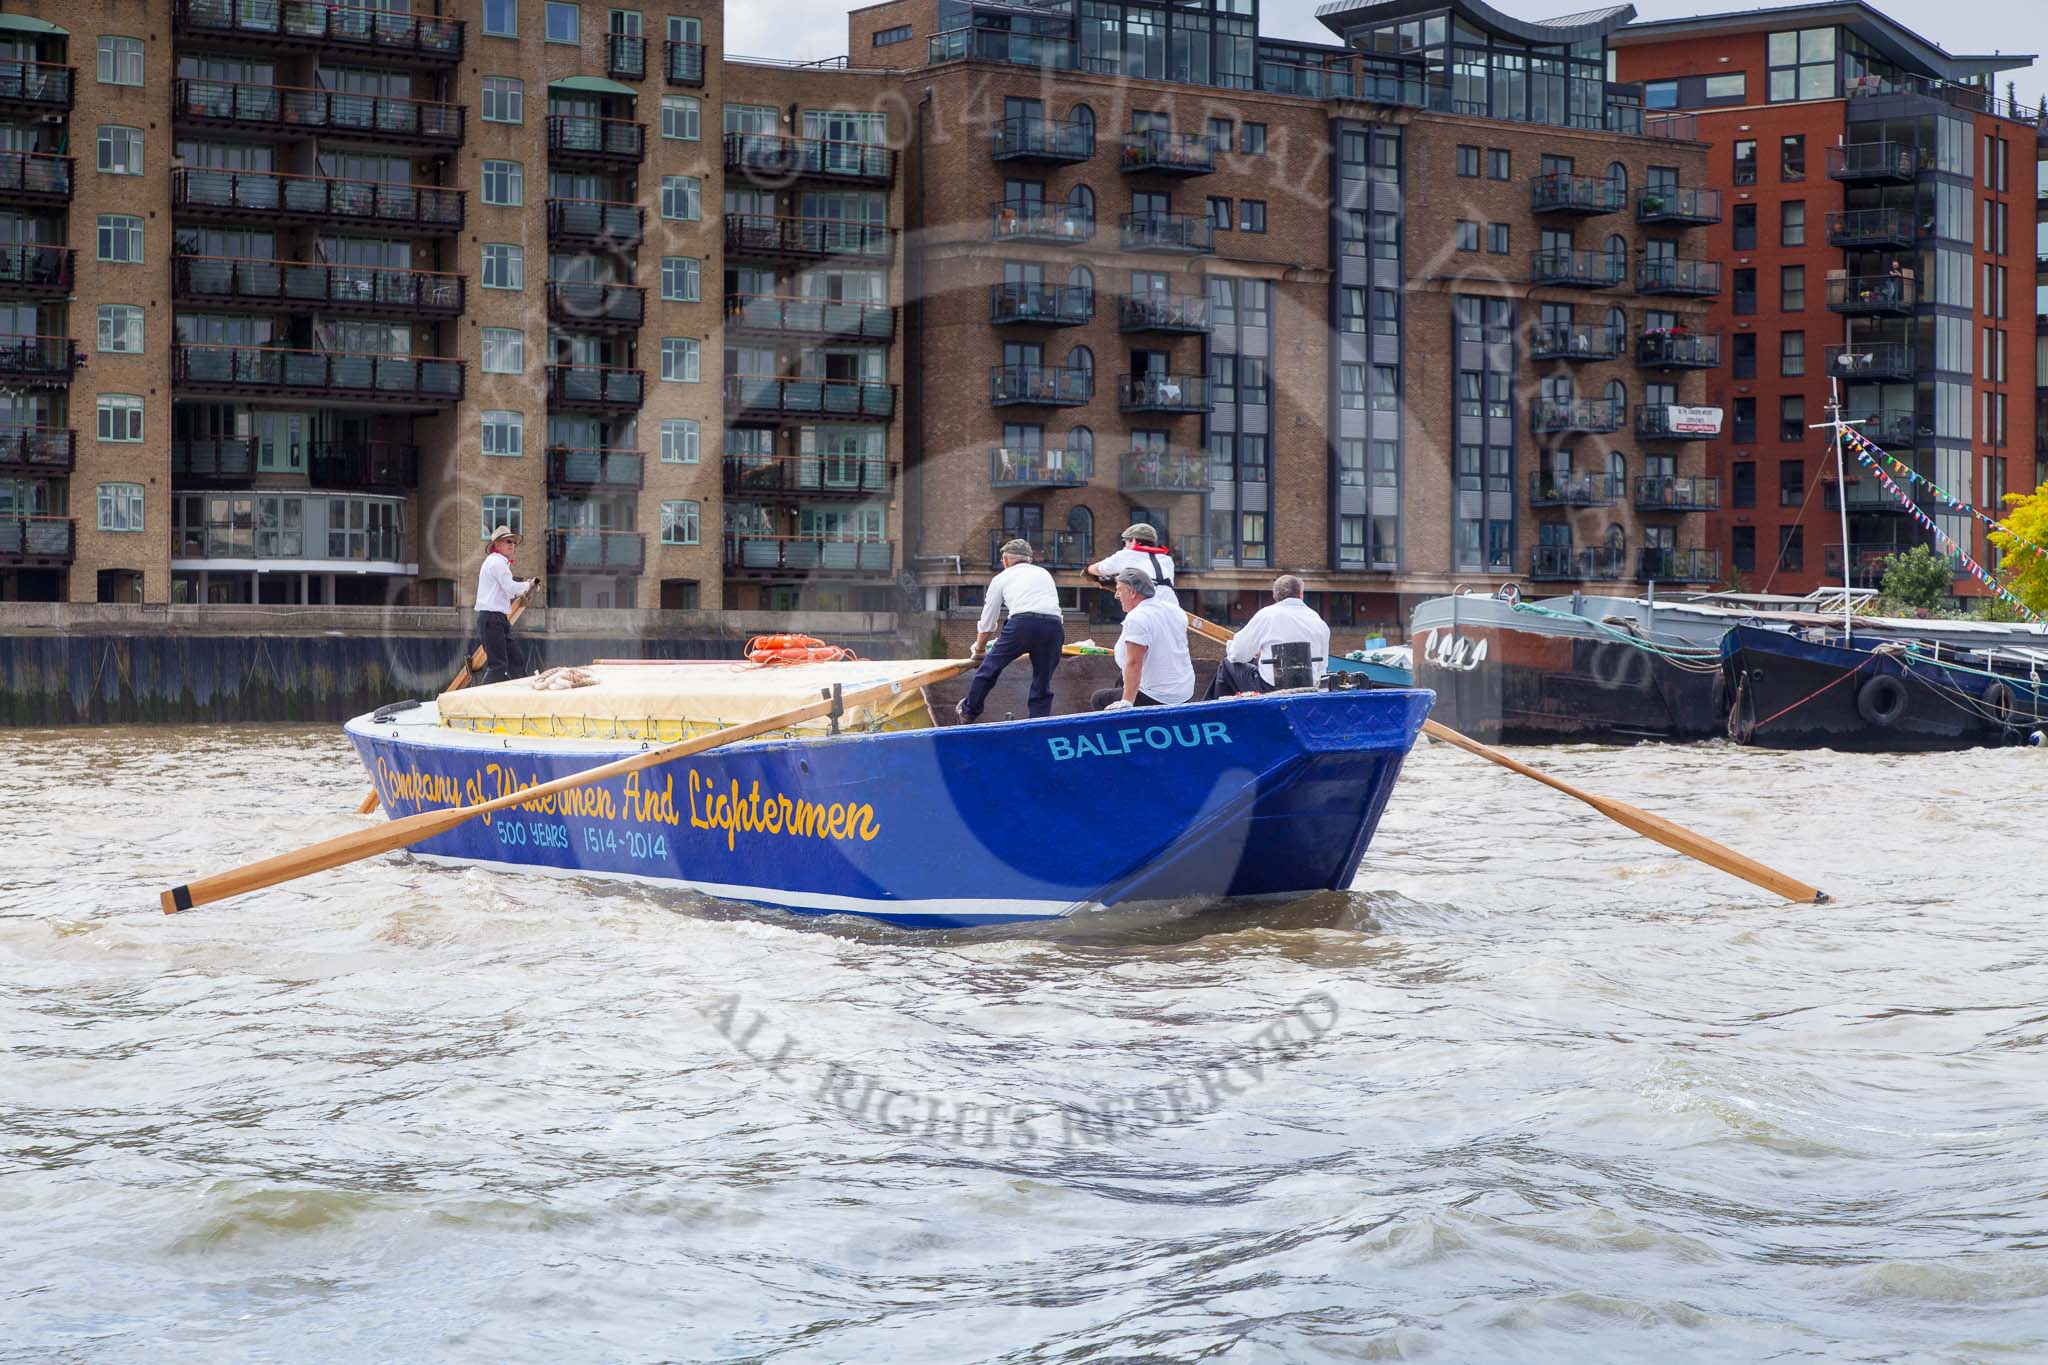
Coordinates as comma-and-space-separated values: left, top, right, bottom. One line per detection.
1607, 161, 1628, 198
1067, 504, 1094, 546
1607, 450, 1626, 492
1605, 233, 1628, 261
1069, 104, 1095, 139
1066, 183, 1095, 224
1604, 306, 1627, 339
1068, 344, 1094, 378
1604, 379, 1627, 411
1068, 425, 1094, 474
1606, 523, 1626, 552
1067, 264, 1094, 300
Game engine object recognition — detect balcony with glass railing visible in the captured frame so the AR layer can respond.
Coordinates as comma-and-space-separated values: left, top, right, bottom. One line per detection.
1637, 548, 1720, 583
1824, 340, 1916, 382
1826, 207, 1918, 249
0, 59, 72, 113
1119, 373, 1210, 414
1531, 544, 1629, 582
1636, 258, 1722, 298
989, 282, 1092, 327
1844, 408, 1922, 448
992, 115, 1094, 164
0, 426, 72, 475
0, 243, 72, 297
1117, 294, 1209, 335
546, 365, 645, 411
989, 365, 1092, 408
929, 28, 1077, 70
1826, 141, 1920, 184
171, 168, 463, 234
986, 529, 1088, 571
1530, 248, 1624, 289
547, 197, 645, 247
170, 0, 464, 65
172, 255, 465, 316
547, 447, 645, 492
1530, 325, 1622, 361
1530, 398, 1621, 434
1635, 331, 1720, 370
724, 133, 894, 185
989, 447, 1091, 490
1118, 451, 1209, 494
548, 529, 645, 576
1119, 212, 1214, 255
1634, 477, 1720, 512
309, 441, 419, 489
546, 281, 645, 330
547, 114, 645, 165
0, 515, 73, 565
173, 345, 462, 403
722, 454, 895, 500
725, 294, 895, 342
991, 200, 1095, 246
1635, 185, 1720, 226
0, 151, 71, 204
172, 79, 465, 147
1531, 173, 1623, 216
1118, 130, 1215, 177
725, 214, 897, 260
1826, 272, 1918, 316
725, 534, 893, 577
724, 375, 896, 421
1528, 472, 1620, 508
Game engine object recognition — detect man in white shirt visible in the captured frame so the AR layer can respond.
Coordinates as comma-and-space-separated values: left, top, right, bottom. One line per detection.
475, 524, 536, 685
957, 538, 1067, 722
1213, 574, 1330, 696
1091, 567, 1195, 710
1087, 521, 1176, 597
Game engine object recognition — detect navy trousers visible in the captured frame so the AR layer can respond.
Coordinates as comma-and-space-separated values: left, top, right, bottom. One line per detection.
961, 614, 1065, 720
477, 610, 521, 685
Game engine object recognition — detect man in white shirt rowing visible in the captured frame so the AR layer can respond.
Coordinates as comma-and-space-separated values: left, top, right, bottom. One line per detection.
1087, 521, 1175, 599
475, 524, 537, 685
1091, 567, 1195, 711
1211, 574, 1330, 696
957, 537, 1067, 722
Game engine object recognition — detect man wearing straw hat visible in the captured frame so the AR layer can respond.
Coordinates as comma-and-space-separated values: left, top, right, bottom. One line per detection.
476, 524, 537, 685
957, 537, 1066, 722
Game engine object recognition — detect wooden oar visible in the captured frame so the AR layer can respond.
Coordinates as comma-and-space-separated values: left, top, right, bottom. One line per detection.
1184, 613, 1826, 905
356, 591, 534, 815
171, 660, 971, 915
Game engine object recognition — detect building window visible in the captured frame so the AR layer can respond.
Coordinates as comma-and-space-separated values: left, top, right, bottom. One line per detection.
1371, 365, 1398, 411
1456, 145, 1480, 177
1780, 394, 1806, 443
1768, 28, 1836, 103
660, 175, 700, 220
96, 394, 143, 443
1704, 73, 1746, 101
1372, 289, 1398, 335
660, 337, 700, 382
1780, 331, 1805, 377
96, 305, 143, 354
1371, 210, 1398, 259
97, 36, 145, 86
1778, 524, 1805, 572
1487, 148, 1510, 180
1732, 204, 1757, 250
872, 24, 912, 47
96, 126, 143, 176
1732, 525, 1756, 573
660, 256, 700, 301
660, 500, 701, 545
1238, 122, 1265, 155
481, 410, 524, 457
481, 76, 522, 124
1206, 196, 1231, 231
1777, 460, 1804, 506
660, 418, 700, 463
484, 0, 517, 36
1731, 268, 1756, 314
544, 1, 579, 44
481, 160, 523, 206
96, 215, 143, 264
481, 243, 523, 290
1733, 139, 1757, 185
1339, 364, 1365, 410
1339, 287, 1366, 334
1455, 220, 1479, 252
1781, 135, 1805, 180
1487, 222, 1509, 254
1238, 199, 1265, 233
1781, 200, 1806, 246
1732, 333, 1757, 379
1732, 460, 1756, 508
1733, 398, 1757, 443
661, 95, 700, 140
481, 327, 524, 374
481, 495, 522, 540
1644, 80, 1678, 109
1780, 265, 1805, 311
1207, 117, 1233, 153
97, 482, 145, 532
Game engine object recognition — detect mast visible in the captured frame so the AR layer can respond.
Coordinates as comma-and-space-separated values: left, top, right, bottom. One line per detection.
1826, 378, 1854, 644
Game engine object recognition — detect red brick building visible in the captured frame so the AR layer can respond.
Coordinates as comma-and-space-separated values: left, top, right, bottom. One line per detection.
1613, 3, 2046, 597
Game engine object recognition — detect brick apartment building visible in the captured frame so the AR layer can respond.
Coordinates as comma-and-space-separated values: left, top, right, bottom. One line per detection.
1614, 3, 2046, 596
0, 0, 2028, 630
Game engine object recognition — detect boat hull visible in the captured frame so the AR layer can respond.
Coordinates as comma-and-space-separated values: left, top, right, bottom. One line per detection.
1723, 625, 2047, 752
348, 689, 1434, 928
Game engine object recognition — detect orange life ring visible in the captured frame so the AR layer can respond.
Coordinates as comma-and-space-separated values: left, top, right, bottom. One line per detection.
745, 634, 857, 665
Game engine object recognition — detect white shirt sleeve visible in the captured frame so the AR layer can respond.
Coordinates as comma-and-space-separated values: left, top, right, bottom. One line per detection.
1227, 606, 1271, 664
976, 567, 1009, 634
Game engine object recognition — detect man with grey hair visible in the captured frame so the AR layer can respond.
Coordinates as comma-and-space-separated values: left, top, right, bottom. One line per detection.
1090, 566, 1194, 711
1087, 521, 1176, 597
957, 536, 1067, 722
1213, 573, 1330, 696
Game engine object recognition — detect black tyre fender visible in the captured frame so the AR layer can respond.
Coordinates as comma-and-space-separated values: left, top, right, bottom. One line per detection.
1983, 680, 2020, 728
1856, 674, 1909, 728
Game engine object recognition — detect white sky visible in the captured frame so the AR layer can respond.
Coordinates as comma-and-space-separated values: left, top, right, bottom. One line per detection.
727, 0, 2048, 106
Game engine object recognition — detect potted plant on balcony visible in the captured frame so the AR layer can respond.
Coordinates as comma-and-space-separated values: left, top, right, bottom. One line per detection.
1639, 191, 1665, 216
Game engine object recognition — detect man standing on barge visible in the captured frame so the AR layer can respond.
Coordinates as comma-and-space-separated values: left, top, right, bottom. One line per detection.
476, 524, 537, 685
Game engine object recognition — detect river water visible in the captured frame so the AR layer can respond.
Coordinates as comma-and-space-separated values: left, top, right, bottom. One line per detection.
2, 726, 2044, 1362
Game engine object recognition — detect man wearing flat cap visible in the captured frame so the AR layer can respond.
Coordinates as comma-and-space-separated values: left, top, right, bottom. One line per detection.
1087, 521, 1176, 598
475, 523, 537, 685
957, 537, 1067, 722
1091, 566, 1194, 711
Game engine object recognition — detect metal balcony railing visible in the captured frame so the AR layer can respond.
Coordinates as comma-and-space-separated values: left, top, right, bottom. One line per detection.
721, 455, 895, 498
989, 364, 1092, 407
1530, 248, 1624, 288
989, 447, 1092, 489
0, 515, 74, 563
1530, 325, 1622, 360
723, 376, 896, 420
1531, 544, 1629, 581
1530, 398, 1622, 434
0, 243, 72, 294
0, 60, 72, 111
0, 334, 76, 383
1638, 548, 1720, 582
546, 281, 645, 329
1635, 404, 1718, 440
547, 197, 645, 246
547, 114, 646, 162
725, 295, 895, 341
1634, 477, 1721, 512
1634, 185, 1720, 225
1117, 130, 1215, 176
546, 365, 645, 409
172, 78, 465, 145
992, 115, 1095, 163
1826, 273, 1918, 315
1117, 294, 1209, 334
1844, 409, 1922, 447
547, 447, 645, 491
990, 200, 1094, 244
1635, 331, 1721, 369
173, 344, 464, 401
548, 529, 646, 575
1636, 257, 1722, 296
989, 282, 1093, 326
1119, 211, 1215, 254
170, 0, 465, 64
724, 132, 895, 183
172, 255, 465, 315
724, 214, 896, 259
0, 426, 73, 473
308, 441, 419, 488
1826, 141, 1920, 183
607, 33, 646, 80
1118, 373, 1211, 413
171, 168, 464, 232
725, 535, 894, 576
664, 39, 705, 85
987, 529, 1088, 570
0, 151, 72, 202
1825, 341, 1916, 381
1531, 172, 1624, 215
1528, 472, 1621, 507
172, 438, 256, 482
1826, 207, 1918, 249
1118, 451, 1209, 493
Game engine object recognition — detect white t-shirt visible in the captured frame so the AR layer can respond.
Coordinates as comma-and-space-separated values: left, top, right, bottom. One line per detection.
977, 561, 1062, 633
475, 553, 530, 615
1227, 597, 1331, 687
1114, 592, 1195, 705
1093, 544, 1176, 586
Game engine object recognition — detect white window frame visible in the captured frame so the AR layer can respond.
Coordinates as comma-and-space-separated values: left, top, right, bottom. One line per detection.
481, 243, 524, 291
660, 337, 700, 383
660, 175, 700, 221
96, 37, 145, 87
481, 160, 524, 207
660, 256, 699, 302
483, 0, 517, 37
660, 418, 700, 463
544, 1, 580, 44
96, 125, 144, 176
660, 95, 700, 141
480, 76, 524, 124
481, 495, 523, 540
96, 304, 144, 354
481, 410, 525, 457
660, 499, 701, 546
97, 482, 145, 532
96, 394, 144, 443
481, 328, 526, 374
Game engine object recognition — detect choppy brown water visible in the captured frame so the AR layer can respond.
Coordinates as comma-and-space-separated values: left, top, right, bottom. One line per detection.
3, 726, 2046, 1361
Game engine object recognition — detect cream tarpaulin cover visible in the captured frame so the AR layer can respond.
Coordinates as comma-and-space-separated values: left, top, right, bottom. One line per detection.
437, 660, 946, 739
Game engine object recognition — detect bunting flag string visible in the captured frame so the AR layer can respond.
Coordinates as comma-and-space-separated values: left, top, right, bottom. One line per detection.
1840, 427, 2048, 565
1845, 441, 2041, 621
